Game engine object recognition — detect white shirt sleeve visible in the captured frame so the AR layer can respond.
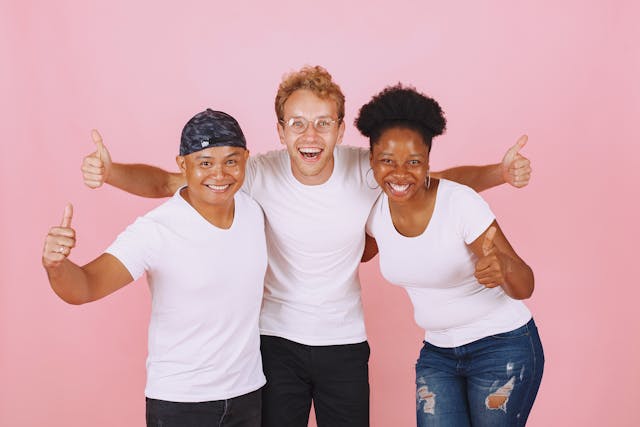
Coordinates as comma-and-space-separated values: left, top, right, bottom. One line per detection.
451, 185, 496, 244
105, 217, 159, 280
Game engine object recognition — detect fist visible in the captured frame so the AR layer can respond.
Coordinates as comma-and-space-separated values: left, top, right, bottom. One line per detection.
42, 204, 75, 268
474, 227, 506, 288
501, 135, 531, 188
81, 129, 112, 188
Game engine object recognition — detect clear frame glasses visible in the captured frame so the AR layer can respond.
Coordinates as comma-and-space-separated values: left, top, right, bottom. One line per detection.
279, 116, 341, 134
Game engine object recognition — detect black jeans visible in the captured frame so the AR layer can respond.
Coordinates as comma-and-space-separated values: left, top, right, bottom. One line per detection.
260, 335, 370, 427
145, 388, 261, 427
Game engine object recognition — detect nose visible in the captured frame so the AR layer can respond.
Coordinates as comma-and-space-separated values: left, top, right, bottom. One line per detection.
301, 124, 319, 139
392, 163, 409, 177
210, 163, 224, 178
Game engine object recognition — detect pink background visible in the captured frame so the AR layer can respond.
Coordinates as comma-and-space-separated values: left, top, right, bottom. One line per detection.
2, 1, 638, 425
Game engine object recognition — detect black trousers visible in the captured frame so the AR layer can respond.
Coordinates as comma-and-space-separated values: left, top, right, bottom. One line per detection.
260, 335, 370, 427
146, 388, 261, 427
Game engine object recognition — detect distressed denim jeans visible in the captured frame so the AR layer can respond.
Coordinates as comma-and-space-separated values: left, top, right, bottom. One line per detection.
415, 319, 544, 427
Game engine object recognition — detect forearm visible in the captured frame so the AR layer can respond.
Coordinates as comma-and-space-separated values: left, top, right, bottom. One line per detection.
501, 258, 534, 300
433, 164, 504, 193
107, 163, 184, 198
45, 260, 94, 305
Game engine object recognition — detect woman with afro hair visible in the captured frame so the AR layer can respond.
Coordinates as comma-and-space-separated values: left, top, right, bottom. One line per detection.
357, 84, 543, 427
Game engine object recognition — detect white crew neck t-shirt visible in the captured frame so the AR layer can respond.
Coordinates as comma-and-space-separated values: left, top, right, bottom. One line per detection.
244, 145, 381, 345
106, 189, 267, 402
366, 179, 531, 348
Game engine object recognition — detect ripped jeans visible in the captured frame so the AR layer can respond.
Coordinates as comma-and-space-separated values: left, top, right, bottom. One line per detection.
415, 319, 544, 427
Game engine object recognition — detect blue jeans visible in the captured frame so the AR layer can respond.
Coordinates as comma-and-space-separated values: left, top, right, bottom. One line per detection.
415, 319, 544, 427
145, 388, 261, 427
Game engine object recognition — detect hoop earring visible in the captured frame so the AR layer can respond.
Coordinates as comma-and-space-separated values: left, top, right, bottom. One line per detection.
425, 168, 431, 189
366, 168, 379, 190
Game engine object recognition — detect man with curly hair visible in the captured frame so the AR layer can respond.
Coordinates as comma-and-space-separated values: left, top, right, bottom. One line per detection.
80, 65, 531, 427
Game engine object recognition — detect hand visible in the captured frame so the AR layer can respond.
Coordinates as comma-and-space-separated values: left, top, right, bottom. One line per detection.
474, 227, 507, 288
501, 135, 531, 188
42, 204, 76, 269
81, 129, 112, 188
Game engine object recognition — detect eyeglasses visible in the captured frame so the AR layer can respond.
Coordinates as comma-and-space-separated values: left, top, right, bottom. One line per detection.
279, 116, 341, 134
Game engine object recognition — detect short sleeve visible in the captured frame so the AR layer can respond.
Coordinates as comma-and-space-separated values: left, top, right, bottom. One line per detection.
450, 185, 496, 244
104, 217, 158, 281
241, 155, 259, 194
366, 194, 385, 237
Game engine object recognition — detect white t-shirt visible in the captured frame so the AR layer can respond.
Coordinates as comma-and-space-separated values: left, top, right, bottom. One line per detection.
244, 146, 380, 345
106, 189, 267, 402
366, 179, 531, 348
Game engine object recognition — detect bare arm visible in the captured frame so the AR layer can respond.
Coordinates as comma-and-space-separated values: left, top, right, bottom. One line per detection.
468, 222, 534, 300
432, 135, 532, 193
81, 129, 184, 198
106, 163, 183, 198
42, 204, 134, 304
361, 233, 379, 263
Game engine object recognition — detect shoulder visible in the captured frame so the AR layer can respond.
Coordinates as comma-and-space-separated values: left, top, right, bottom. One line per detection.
235, 191, 263, 214
439, 179, 486, 206
337, 144, 369, 161
335, 145, 371, 175
366, 193, 387, 235
249, 149, 288, 167
143, 191, 187, 221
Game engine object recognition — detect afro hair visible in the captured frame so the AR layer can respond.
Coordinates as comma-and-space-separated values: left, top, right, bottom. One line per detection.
355, 83, 446, 150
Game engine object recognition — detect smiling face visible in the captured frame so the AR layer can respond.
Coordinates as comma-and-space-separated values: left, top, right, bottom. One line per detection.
370, 127, 431, 203
176, 146, 249, 209
277, 89, 345, 185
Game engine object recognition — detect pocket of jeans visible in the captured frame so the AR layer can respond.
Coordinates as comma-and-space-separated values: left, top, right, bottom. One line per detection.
489, 324, 530, 339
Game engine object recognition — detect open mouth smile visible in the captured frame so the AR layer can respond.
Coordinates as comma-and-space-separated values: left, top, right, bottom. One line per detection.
298, 147, 323, 162
386, 182, 412, 196
206, 184, 232, 192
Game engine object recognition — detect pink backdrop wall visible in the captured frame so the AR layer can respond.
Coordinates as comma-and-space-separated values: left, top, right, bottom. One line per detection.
2, 1, 638, 425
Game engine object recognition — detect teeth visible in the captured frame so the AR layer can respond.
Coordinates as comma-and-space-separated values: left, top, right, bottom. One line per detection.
299, 147, 322, 154
389, 183, 410, 192
207, 184, 230, 191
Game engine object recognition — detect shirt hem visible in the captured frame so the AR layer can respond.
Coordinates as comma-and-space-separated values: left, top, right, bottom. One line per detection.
259, 330, 367, 346
144, 378, 266, 403
424, 314, 532, 348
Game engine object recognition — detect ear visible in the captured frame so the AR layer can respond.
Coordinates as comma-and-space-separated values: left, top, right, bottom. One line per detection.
176, 155, 187, 174
277, 122, 285, 145
335, 120, 346, 146
369, 151, 373, 168
243, 149, 250, 160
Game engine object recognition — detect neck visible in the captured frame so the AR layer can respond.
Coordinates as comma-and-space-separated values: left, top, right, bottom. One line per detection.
180, 188, 235, 229
388, 182, 440, 222
387, 181, 439, 237
291, 157, 335, 186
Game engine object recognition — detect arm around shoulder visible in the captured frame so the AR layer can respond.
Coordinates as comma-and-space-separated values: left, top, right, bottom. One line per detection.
81, 130, 184, 198
432, 135, 532, 193
107, 163, 184, 198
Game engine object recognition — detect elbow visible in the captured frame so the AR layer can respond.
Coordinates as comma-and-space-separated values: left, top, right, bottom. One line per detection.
509, 276, 535, 300
52, 288, 92, 306
511, 285, 534, 300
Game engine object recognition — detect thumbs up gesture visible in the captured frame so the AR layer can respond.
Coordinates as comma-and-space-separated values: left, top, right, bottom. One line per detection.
474, 226, 506, 288
501, 135, 531, 188
81, 129, 112, 188
42, 204, 76, 269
